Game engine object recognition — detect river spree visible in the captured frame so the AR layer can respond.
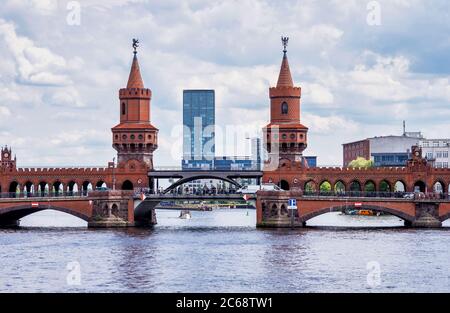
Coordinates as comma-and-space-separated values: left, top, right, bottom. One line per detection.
1, 209, 450, 292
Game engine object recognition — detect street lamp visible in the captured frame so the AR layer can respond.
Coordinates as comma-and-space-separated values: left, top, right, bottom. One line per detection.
112, 157, 116, 190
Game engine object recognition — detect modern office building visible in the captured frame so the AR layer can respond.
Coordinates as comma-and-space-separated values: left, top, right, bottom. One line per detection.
420, 139, 450, 168
304, 156, 317, 167
182, 90, 215, 169
342, 132, 424, 167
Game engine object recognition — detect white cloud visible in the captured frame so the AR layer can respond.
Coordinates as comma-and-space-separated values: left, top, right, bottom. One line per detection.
0, 19, 71, 85
0, 106, 11, 118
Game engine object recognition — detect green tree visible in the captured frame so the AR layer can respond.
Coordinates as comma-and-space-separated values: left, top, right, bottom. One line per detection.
320, 181, 331, 192
348, 157, 374, 169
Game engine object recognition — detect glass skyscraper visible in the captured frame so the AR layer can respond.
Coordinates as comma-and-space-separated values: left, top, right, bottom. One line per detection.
182, 90, 215, 169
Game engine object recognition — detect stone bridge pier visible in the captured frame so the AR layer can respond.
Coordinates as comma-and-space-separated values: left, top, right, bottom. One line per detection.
256, 191, 449, 228
88, 190, 136, 227
89, 191, 157, 227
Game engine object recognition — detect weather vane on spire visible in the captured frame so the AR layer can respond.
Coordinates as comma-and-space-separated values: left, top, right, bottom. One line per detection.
281, 36, 289, 55
132, 38, 139, 55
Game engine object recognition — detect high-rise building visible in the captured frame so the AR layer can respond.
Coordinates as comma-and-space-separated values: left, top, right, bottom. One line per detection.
182, 90, 215, 169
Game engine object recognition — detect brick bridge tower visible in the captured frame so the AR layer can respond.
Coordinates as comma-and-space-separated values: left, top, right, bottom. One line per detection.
1, 146, 16, 171
263, 37, 308, 190
112, 41, 158, 169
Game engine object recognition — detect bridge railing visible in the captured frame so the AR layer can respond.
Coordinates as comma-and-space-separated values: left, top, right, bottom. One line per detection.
134, 187, 243, 197
152, 166, 261, 171
0, 191, 89, 199
302, 191, 450, 201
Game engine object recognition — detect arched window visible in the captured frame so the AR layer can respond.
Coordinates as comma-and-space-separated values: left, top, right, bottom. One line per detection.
121, 102, 126, 115
281, 102, 288, 114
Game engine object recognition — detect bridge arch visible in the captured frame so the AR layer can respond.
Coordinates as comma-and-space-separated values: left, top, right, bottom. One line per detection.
279, 180, 290, 191
67, 181, 79, 193
163, 175, 242, 193
333, 180, 346, 193
9, 181, 19, 194
433, 181, 445, 194
122, 180, 134, 190
364, 180, 376, 192
304, 180, 317, 192
301, 205, 415, 224
53, 181, 64, 196
394, 180, 406, 192
414, 180, 426, 193
96, 180, 107, 188
82, 181, 93, 193
349, 180, 362, 192
24, 181, 34, 194
379, 180, 391, 192
319, 180, 331, 192
38, 181, 49, 196
0, 204, 90, 223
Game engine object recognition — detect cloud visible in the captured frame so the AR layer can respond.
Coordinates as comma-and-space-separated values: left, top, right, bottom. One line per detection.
0, 19, 72, 85
45, 87, 85, 108
0, 0, 448, 167
0, 106, 11, 118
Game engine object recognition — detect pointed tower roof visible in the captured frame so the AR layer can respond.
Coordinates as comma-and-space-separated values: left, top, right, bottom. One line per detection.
127, 54, 144, 89
276, 53, 294, 87
276, 36, 294, 87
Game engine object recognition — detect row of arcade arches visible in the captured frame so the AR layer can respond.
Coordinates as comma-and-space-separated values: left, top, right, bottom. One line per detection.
0, 180, 135, 195
277, 179, 449, 194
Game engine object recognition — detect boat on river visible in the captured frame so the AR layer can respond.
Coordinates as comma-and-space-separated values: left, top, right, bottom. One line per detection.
179, 210, 192, 219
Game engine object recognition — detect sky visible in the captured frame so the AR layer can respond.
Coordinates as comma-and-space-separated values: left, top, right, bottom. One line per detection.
0, 0, 449, 167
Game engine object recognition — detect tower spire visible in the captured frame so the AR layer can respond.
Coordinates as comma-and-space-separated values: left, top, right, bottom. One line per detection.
276, 36, 293, 87
127, 39, 144, 89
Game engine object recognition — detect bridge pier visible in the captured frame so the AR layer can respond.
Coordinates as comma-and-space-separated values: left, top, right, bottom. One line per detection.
256, 191, 305, 228
87, 190, 136, 228
411, 202, 442, 228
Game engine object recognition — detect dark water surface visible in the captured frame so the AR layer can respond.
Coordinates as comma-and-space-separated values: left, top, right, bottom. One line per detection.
1, 209, 449, 292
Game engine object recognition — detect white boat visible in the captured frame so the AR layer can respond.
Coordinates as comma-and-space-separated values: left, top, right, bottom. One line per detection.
179, 210, 192, 219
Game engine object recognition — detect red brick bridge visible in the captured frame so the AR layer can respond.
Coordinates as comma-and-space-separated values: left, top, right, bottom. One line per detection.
0, 191, 139, 228
256, 191, 450, 228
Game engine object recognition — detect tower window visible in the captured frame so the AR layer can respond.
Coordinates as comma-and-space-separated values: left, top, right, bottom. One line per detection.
130, 135, 135, 140
281, 102, 288, 114
138, 134, 143, 140
122, 102, 126, 115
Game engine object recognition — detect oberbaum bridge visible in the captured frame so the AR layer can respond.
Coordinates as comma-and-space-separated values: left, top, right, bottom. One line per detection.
0, 38, 449, 229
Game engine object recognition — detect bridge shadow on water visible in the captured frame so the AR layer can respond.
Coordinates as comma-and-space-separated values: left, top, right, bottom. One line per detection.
3, 209, 450, 235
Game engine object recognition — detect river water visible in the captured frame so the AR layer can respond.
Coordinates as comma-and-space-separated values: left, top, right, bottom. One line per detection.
1, 209, 449, 293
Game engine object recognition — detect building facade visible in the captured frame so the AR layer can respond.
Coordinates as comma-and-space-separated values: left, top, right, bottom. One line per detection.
182, 89, 215, 169
420, 139, 450, 168
343, 133, 423, 167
